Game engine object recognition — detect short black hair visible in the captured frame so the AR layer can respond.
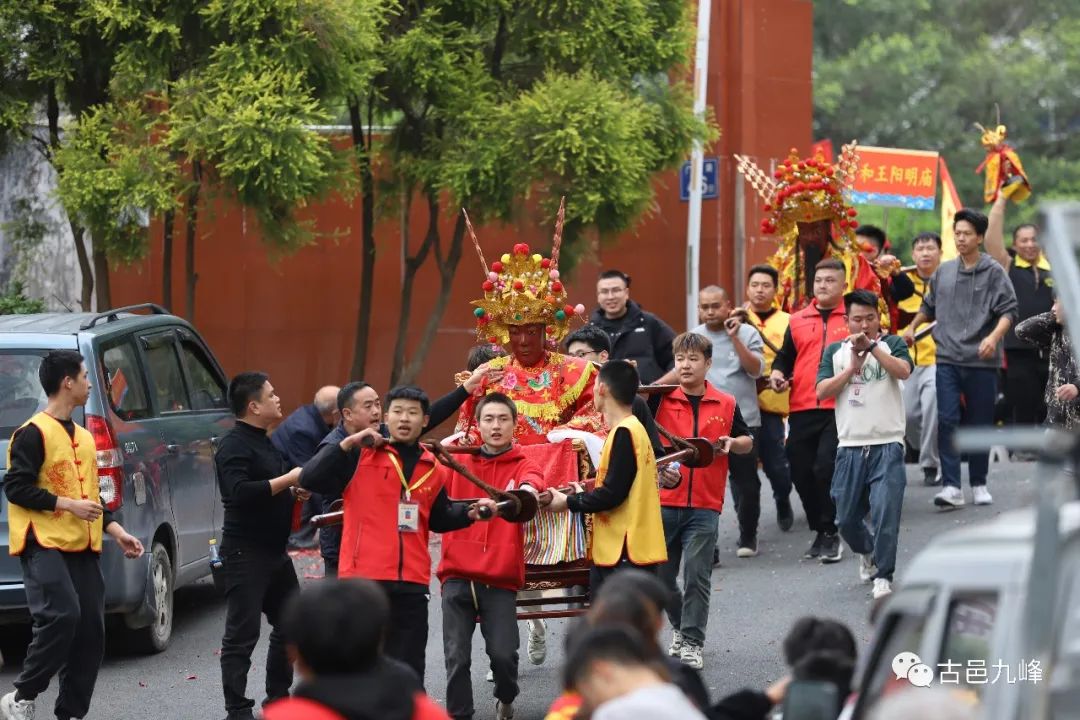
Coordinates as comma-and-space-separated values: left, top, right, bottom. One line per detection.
563, 625, 657, 692
38, 350, 84, 396
747, 264, 779, 286
1012, 223, 1038, 241
912, 231, 942, 250
598, 269, 631, 288
564, 325, 611, 355
597, 360, 639, 406
466, 344, 506, 372
815, 258, 846, 275
475, 392, 517, 421
792, 649, 857, 701
385, 385, 430, 415
672, 331, 713, 360
594, 569, 672, 618
283, 579, 389, 675
855, 224, 887, 250
337, 381, 372, 413
953, 208, 989, 236
228, 371, 270, 417
782, 617, 857, 667
844, 289, 879, 314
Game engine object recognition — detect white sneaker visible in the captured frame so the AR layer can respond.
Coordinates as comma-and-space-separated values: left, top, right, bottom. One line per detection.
872, 578, 893, 600
668, 629, 685, 657
496, 700, 514, 720
933, 486, 965, 509
0, 691, 34, 720
486, 668, 494, 682
859, 554, 877, 584
680, 642, 704, 670
973, 486, 993, 506
527, 619, 547, 665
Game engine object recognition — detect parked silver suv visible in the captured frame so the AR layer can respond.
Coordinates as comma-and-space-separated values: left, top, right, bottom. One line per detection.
0, 304, 232, 652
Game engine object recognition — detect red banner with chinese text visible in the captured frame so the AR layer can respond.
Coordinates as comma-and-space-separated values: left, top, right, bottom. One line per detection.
850, 146, 939, 210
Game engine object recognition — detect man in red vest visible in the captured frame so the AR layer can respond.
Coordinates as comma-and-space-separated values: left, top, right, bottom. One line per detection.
653, 332, 753, 671
768, 258, 850, 563
438, 393, 545, 720
300, 385, 496, 685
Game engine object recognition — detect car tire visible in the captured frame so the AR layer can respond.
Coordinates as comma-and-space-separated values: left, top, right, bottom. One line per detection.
125, 542, 174, 654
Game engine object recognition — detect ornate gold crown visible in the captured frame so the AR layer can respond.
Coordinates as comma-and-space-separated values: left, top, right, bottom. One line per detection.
466, 198, 585, 346
735, 140, 861, 248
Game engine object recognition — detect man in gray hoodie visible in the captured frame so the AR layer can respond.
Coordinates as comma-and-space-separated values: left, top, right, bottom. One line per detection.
904, 209, 1017, 509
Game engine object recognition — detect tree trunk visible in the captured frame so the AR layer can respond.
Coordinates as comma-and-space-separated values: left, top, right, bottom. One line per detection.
70, 223, 94, 310
162, 208, 175, 312
92, 241, 112, 310
348, 101, 376, 381
389, 188, 437, 387
398, 209, 467, 384
48, 83, 94, 309
185, 162, 202, 320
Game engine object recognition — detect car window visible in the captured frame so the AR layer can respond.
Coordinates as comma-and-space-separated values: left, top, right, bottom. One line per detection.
141, 333, 190, 414
939, 594, 999, 697
858, 611, 930, 710
0, 352, 49, 436
178, 340, 226, 411
100, 341, 151, 421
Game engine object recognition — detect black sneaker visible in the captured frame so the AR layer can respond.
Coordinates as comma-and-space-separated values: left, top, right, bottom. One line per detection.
804, 532, 825, 559
820, 533, 843, 564
922, 467, 941, 486
776, 497, 794, 532
737, 537, 758, 558
712, 546, 721, 567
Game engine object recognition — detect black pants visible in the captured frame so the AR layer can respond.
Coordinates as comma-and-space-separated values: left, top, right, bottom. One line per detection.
442, 579, 519, 719
381, 582, 430, 687
589, 558, 658, 598
1006, 349, 1049, 426
786, 410, 839, 535
219, 542, 298, 716
15, 536, 105, 720
727, 427, 761, 543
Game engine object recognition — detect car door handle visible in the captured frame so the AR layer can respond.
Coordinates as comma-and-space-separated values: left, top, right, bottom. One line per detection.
165, 444, 181, 454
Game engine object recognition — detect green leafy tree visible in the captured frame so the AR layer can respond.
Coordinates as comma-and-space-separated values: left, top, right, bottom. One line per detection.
351, 0, 712, 384
814, 0, 1080, 259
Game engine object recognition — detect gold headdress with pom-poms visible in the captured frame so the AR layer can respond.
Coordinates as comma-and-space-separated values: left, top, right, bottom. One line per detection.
466, 198, 586, 346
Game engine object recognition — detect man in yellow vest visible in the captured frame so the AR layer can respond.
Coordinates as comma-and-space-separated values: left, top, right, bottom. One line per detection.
1, 350, 143, 720
897, 232, 943, 486
743, 264, 795, 532
546, 360, 667, 594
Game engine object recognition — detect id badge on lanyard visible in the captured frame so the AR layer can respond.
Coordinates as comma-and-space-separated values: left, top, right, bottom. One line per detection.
388, 453, 433, 533
849, 370, 866, 407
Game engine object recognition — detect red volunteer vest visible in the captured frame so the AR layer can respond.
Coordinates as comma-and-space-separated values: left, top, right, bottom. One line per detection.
787, 302, 849, 412
655, 384, 737, 512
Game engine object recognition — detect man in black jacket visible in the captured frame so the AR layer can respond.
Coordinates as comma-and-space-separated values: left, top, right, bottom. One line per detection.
589, 269, 676, 385
215, 372, 306, 720
273, 385, 339, 550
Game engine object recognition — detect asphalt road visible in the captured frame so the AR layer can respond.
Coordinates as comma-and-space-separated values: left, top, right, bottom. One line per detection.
0, 461, 1039, 720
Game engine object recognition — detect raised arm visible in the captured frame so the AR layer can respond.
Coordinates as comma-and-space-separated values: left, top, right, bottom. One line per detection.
985, 194, 1011, 268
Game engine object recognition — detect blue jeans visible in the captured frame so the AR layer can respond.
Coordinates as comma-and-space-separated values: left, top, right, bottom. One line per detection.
936, 364, 997, 489
830, 443, 906, 581
759, 412, 793, 500
658, 507, 719, 646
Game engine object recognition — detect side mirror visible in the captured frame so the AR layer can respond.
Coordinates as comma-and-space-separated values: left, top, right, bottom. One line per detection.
781, 681, 840, 720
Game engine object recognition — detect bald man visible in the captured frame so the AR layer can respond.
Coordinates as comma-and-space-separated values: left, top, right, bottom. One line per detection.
272, 385, 340, 550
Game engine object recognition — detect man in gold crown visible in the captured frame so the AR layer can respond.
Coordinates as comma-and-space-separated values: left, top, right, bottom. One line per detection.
736, 142, 891, 322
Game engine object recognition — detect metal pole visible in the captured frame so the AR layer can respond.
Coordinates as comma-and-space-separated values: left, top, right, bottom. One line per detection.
685, 0, 712, 329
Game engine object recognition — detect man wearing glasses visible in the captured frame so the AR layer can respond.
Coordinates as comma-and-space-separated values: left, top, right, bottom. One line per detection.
588, 269, 676, 384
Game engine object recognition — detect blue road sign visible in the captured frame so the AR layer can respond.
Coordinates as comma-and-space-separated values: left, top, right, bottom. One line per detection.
680, 157, 719, 201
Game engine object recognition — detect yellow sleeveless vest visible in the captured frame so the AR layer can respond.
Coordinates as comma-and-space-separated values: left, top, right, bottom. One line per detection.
591, 415, 667, 567
7, 413, 103, 555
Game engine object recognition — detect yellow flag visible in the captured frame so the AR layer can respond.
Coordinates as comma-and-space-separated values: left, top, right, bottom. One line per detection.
939, 158, 961, 261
